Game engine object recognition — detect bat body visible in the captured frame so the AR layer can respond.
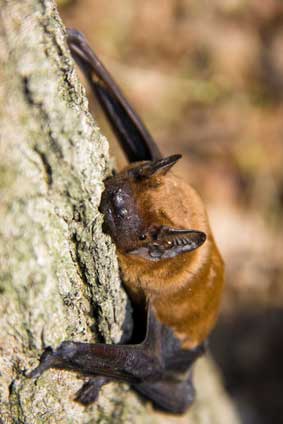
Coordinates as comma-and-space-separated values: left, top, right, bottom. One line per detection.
28, 29, 224, 414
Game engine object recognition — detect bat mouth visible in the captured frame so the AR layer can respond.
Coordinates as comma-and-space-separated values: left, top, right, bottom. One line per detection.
127, 227, 207, 261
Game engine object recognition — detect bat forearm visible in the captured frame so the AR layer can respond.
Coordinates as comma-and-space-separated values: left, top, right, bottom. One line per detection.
28, 340, 164, 384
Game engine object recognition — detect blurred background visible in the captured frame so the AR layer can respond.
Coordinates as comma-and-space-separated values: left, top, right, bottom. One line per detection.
58, 1, 283, 422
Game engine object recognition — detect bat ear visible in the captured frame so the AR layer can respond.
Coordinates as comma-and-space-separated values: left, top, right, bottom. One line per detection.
128, 226, 206, 260
129, 155, 182, 180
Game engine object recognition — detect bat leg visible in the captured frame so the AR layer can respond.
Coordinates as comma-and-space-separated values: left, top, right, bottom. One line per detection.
75, 376, 111, 405
133, 372, 195, 414
27, 305, 164, 386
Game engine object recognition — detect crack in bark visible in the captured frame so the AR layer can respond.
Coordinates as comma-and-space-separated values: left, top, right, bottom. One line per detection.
8, 378, 25, 424
22, 76, 64, 159
33, 146, 53, 187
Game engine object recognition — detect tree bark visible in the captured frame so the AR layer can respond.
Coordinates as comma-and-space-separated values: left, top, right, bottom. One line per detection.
0, 1, 240, 423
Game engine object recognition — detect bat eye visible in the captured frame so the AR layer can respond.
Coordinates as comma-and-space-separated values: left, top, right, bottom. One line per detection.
139, 234, 147, 241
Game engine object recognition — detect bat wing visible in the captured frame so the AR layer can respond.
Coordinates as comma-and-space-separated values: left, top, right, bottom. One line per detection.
67, 29, 162, 162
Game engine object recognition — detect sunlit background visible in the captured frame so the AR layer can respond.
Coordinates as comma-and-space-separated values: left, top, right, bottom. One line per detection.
58, 1, 283, 423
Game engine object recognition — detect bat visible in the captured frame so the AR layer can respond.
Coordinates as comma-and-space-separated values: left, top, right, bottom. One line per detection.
28, 29, 224, 414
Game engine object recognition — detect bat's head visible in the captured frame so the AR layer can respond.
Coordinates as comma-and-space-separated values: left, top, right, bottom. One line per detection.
100, 155, 206, 261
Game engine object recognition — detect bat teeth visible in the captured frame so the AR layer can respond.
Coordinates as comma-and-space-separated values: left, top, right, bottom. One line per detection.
173, 238, 186, 246
172, 237, 194, 247
183, 237, 192, 245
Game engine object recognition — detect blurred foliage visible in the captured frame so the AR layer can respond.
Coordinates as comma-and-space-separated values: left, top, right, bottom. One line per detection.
58, 1, 283, 423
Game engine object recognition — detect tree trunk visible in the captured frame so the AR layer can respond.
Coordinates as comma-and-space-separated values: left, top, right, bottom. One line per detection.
0, 1, 240, 423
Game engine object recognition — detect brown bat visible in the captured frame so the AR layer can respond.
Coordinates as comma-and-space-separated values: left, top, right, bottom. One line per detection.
28, 29, 224, 414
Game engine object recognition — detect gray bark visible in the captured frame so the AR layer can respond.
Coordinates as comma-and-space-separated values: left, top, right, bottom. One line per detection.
0, 1, 240, 423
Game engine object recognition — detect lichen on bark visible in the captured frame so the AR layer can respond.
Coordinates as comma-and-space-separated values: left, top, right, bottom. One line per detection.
0, 1, 240, 423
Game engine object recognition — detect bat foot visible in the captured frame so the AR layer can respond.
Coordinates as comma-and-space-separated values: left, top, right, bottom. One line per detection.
75, 377, 111, 405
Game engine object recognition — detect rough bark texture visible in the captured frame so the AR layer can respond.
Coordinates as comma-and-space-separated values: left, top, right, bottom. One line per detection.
0, 1, 240, 423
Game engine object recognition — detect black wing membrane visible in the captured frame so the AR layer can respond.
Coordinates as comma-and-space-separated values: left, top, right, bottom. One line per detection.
67, 29, 162, 162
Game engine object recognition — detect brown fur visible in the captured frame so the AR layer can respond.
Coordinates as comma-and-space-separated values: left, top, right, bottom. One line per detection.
117, 172, 224, 349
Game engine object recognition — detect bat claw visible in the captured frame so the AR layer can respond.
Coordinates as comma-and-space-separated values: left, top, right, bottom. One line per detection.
26, 346, 56, 378
74, 377, 110, 405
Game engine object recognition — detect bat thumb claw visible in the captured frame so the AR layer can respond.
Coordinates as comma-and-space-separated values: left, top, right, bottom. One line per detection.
26, 346, 55, 378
